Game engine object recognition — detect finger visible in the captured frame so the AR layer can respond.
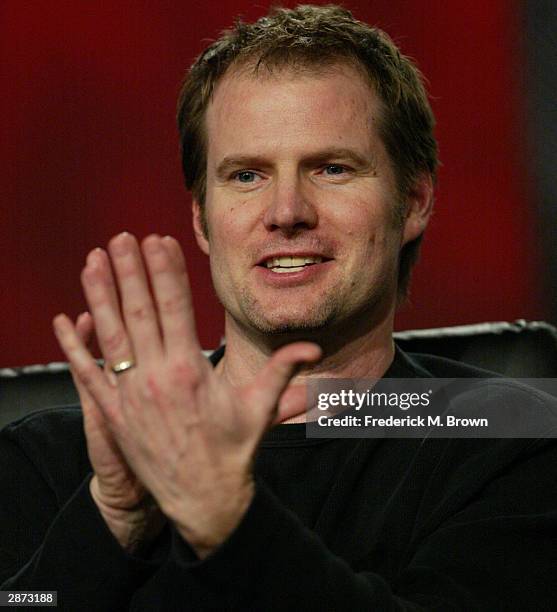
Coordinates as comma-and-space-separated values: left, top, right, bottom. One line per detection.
75, 311, 94, 347
81, 248, 138, 372
70, 313, 111, 424
53, 313, 116, 416
249, 342, 322, 417
67, 314, 125, 463
142, 234, 201, 357
274, 384, 308, 424
72, 312, 96, 397
107, 232, 163, 363
74, 311, 121, 387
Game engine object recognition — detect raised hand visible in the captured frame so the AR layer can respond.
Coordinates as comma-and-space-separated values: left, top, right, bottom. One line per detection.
53, 233, 321, 558
57, 311, 165, 554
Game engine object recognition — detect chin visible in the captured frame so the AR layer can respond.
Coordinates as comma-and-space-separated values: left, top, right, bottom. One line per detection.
223, 285, 384, 338
255, 318, 330, 336
239, 300, 340, 336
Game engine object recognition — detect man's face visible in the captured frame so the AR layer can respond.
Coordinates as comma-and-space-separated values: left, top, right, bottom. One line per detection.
195, 64, 414, 337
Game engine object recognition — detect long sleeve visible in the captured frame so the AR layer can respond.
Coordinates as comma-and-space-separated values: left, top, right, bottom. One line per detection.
129, 436, 557, 611
4, 363, 557, 610
0, 412, 162, 611
130, 482, 470, 611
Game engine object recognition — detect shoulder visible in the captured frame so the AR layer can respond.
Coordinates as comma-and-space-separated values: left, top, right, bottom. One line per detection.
2, 404, 85, 446
400, 349, 501, 378
0, 405, 91, 497
405, 349, 557, 402
401, 348, 557, 406
398, 348, 557, 439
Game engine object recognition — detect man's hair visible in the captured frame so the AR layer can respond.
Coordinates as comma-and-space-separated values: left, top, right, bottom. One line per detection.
177, 4, 438, 299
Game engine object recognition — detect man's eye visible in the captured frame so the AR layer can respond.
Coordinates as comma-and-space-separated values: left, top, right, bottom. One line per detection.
234, 171, 258, 183
323, 164, 347, 176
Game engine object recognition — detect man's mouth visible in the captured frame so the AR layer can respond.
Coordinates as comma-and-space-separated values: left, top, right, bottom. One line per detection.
264, 256, 323, 274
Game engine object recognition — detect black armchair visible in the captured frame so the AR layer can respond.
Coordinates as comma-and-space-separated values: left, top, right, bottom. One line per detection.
1, 320, 556, 430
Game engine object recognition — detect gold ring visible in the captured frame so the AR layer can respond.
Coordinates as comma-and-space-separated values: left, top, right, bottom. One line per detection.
111, 359, 136, 375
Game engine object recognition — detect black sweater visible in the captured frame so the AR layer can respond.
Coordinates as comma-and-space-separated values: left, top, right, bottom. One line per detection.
1, 347, 557, 611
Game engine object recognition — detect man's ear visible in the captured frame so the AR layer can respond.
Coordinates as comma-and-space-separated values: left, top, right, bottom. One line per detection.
192, 200, 210, 256
402, 173, 434, 245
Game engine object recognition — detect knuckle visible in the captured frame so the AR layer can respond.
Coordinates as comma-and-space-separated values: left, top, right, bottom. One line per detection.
170, 358, 203, 388
150, 250, 172, 272
73, 362, 98, 389
103, 328, 128, 354
138, 373, 160, 401
159, 293, 186, 316
62, 337, 80, 353
125, 303, 153, 322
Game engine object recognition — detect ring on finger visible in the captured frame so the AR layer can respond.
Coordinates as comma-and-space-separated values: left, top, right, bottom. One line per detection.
111, 359, 136, 375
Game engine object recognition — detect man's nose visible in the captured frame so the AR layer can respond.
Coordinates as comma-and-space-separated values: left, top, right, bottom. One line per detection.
262, 174, 318, 234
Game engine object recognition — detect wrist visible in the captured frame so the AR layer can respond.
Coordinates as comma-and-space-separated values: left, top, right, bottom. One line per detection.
172, 479, 255, 560
89, 476, 165, 554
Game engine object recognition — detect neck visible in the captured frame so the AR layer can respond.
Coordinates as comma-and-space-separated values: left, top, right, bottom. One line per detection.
215, 306, 397, 422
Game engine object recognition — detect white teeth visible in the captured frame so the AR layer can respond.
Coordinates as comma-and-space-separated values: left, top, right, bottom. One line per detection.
265, 256, 323, 269
272, 266, 305, 273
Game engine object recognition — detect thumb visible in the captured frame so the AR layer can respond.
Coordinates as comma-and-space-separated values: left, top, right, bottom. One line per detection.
250, 342, 322, 418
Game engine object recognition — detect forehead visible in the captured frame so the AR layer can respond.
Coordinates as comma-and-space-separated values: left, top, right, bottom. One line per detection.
205, 63, 383, 160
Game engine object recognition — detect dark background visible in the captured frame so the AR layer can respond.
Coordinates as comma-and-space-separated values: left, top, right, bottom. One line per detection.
2, 1, 554, 367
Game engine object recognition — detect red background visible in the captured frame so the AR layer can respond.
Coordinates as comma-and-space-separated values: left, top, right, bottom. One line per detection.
1, 1, 545, 367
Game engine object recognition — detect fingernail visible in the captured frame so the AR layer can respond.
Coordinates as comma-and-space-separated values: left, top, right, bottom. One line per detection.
300, 344, 321, 359
110, 232, 133, 256
161, 236, 175, 254
87, 249, 104, 268
143, 234, 162, 253
52, 313, 66, 332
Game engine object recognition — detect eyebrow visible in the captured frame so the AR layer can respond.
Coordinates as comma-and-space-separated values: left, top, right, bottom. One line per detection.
215, 155, 272, 179
301, 148, 374, 169
215, 148, 376, 179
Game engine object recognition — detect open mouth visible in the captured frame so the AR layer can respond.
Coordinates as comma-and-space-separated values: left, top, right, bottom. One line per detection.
259, 256, 329, 273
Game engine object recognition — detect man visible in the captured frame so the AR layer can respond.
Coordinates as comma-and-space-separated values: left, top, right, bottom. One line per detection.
2, 5, 557, 610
